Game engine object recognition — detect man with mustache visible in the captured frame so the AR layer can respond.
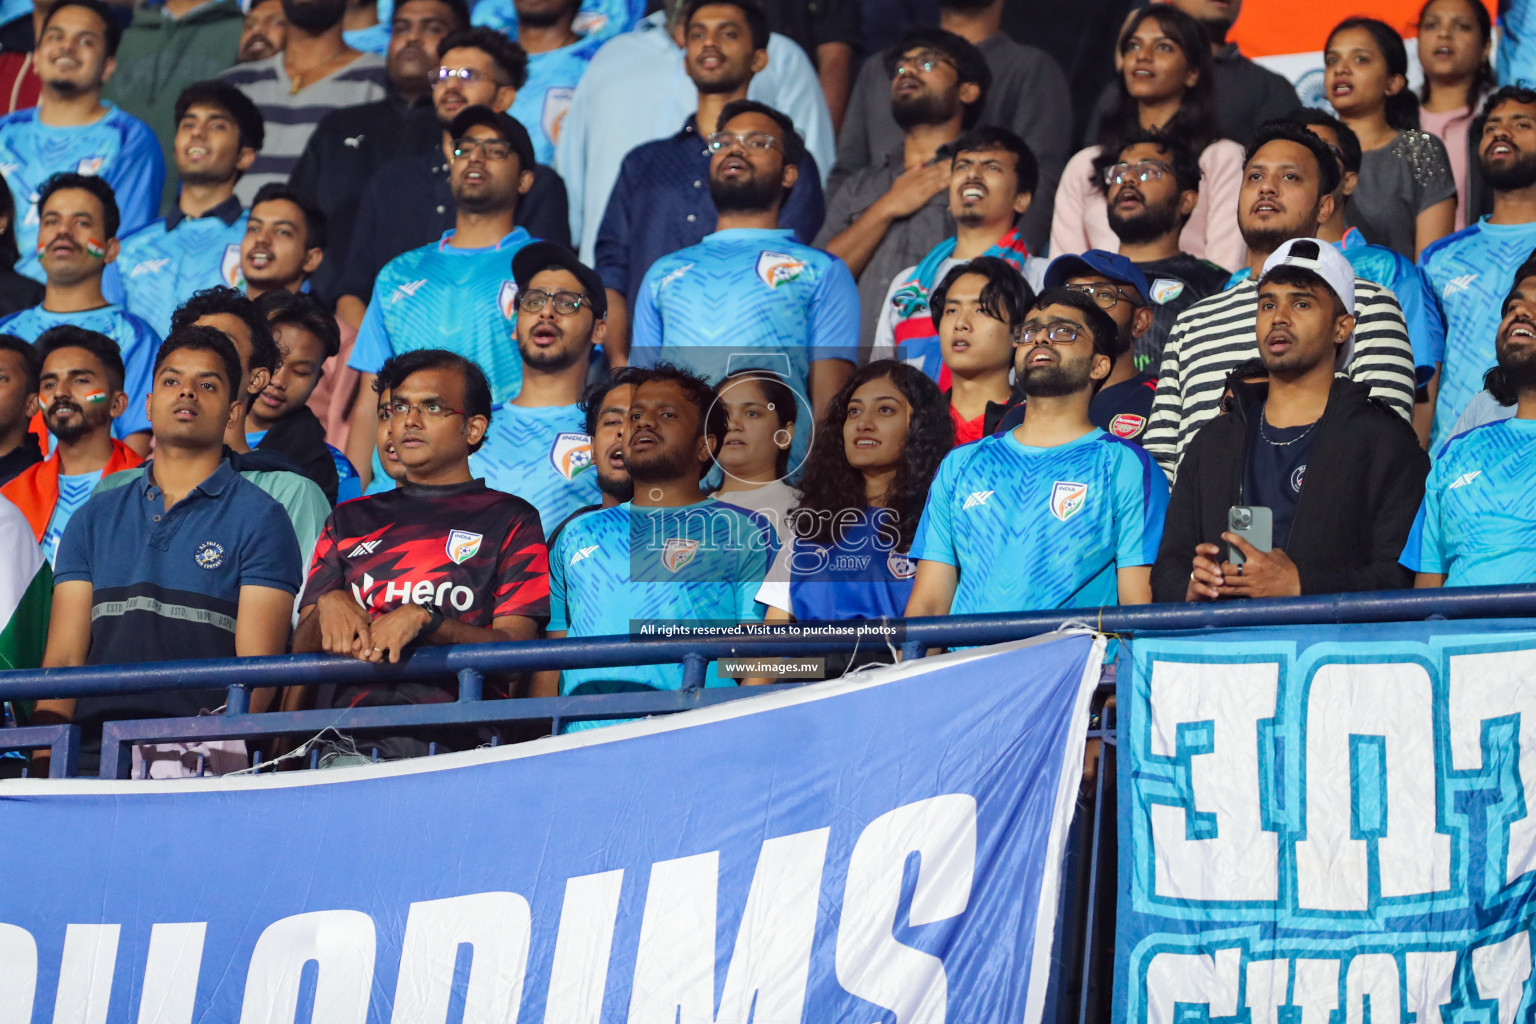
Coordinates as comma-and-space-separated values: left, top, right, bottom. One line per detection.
1405, 258, 1536, 587
1, 325, 141, 564
219, 0, 387, 203
0, 0, 163, 282
1153, 239, 1428, 602
468, 242, 601, 533
905, 286, 1167, 620
0, 173, 159, 454
239, 0, 288, 64
1419, 86, 1536, 448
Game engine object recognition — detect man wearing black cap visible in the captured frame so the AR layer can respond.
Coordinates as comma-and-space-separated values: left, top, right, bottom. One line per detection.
467, 242, 604, 535
342, 104, 538, 489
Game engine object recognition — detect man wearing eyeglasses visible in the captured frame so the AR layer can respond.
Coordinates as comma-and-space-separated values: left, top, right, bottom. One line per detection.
464, 243, 603, 533
343, 104, 538, 490
905, 286, 1168, 621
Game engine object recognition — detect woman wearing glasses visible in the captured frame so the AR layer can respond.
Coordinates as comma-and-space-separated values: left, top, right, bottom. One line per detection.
1051, 5, 1245, 273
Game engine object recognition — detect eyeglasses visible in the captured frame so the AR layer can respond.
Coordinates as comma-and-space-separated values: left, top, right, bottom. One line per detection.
435, 66, 501, 86
1065, 282, 1140, 310
451, 136, 514, 160
889, 49, 954, 78
520, 288, 590, 315
705, 130, 781, 153
1018, 321, 1086, 345
385, 398, 466, 420
1102, 159, 1173, 187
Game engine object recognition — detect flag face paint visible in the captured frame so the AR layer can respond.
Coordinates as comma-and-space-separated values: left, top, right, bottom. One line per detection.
82, 390, 106, 404
84, 238, 106, 259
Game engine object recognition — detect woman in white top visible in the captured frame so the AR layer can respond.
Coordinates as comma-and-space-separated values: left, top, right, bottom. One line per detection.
709, 369, 799, 543
1052, 4, 1246, 272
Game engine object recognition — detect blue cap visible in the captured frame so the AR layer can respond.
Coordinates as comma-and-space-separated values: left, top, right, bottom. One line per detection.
1042, 250, 1151, 304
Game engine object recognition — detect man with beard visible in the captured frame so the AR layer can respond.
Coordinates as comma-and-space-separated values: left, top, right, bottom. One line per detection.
0, 0, 163, 282
1, 326, 141, 563
870, 126, 1042, 383
238, 0, 288, 64
0, 173, 159, 453
1141, 121, 1416, 480
537, 363, 777, 705
633, 100, 856, 437
219, 0, 387, 204
1405, 259, 1536, 587
817, 27, 988, 345
546, 365, 641, 546
117, 82, 264, 338
1419, 87, 1536, 449
329, 27, 570, 329
1153, 239, 1427, 602
905, 286, 1167, 619
343, 105, 538, 488
595, 0, 824, 357
1101, 130, 1230, 372
466, 242, 601, 531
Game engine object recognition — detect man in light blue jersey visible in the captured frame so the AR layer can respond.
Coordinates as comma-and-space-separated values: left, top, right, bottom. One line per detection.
469, 241, 601, 533
345, 104, 538, 488
485, 0, 605, 167
0, 0, 163, 283
116, 82, 264, 338
906, 287, 1168, 619
0, 173, 157, 453
472, 0, 642, 47
1420, 86, 1536, 450
538, 364, 777, 703
632, 99, 856, 430
1404, 269, 1536, 587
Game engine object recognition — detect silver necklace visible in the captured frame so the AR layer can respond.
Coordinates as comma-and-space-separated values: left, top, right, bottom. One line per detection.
1258, 414, 1319, 447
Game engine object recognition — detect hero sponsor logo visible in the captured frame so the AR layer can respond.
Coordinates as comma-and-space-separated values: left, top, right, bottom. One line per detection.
351, 572, 476, 611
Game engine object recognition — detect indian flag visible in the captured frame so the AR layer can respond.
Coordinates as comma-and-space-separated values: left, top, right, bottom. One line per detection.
0, 496, 51, 730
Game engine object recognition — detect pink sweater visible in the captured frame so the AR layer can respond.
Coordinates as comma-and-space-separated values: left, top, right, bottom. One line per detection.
1049, 138, 1247, 272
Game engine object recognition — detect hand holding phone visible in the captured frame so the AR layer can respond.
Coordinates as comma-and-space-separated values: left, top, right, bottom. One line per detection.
1226, 506, 1273, 566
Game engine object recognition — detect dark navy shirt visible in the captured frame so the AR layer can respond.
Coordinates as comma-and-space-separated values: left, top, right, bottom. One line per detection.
594, 116, 825, 310
1245, 410, 1317, 551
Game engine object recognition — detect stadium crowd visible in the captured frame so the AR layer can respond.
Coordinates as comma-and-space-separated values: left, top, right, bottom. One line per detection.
0, 0, 1532, 773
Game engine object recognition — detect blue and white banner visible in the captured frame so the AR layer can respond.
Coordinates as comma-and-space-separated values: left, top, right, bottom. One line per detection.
1115, 619, 1536, 1023
0, 631, 1101, 1024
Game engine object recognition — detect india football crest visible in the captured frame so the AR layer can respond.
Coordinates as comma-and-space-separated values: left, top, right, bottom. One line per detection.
756, 251, 806, 289
447, 530, 483, 564
543, 88, 575, 146
76, 157, 104, 176
221, 243, 243, 288
550, 431, 593, 481
1150, 278, 1185, 305
1049, 481, 1088, 522
662, 538, 700, 572
498, 280, 519, 320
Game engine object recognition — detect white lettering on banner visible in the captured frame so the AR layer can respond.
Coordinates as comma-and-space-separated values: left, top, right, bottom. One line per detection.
1242, 958, 1288, 1024
545, 870, 625, 1024
1448, 648, 1536, 886
626, 828, 830, 1024
54, 924, 118, 1024
1295, 663, 1450, 911
0, 922, 37, 1024
390, 893, 531, 1024
1291, 960, 1341, 1024
1402, 951, 1456, 1024
238, 910, 375, 1024
1144, 946, 1239, 1023
834, 795, 977, 1024
138, 923, 206, 1024
1471, 930, 1532, 1024
1344, 953, 1399, 1024
1148, 660, 1278, 901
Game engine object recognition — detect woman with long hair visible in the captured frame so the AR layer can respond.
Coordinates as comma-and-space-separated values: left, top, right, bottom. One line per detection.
749, 362, 952, 676
1417, 0, 1496, 229
1051, 4, 1245, 271
0, 183, 40, 318
709, 368, 799, 540
1326, 16, 1457, 257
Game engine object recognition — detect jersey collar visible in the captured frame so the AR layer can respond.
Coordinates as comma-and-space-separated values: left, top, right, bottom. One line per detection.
166, 195, 243, 231
436, 227, 533, 252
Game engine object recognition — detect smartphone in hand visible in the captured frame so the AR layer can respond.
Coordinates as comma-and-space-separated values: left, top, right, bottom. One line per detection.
1227, 506, 1273, 566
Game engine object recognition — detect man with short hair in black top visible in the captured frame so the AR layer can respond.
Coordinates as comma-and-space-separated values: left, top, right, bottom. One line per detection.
246, 290, 344, 502
0, 335, 40, 485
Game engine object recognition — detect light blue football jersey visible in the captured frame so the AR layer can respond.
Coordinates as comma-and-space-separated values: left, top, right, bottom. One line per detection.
1419, 218, 1536, 449
509, 35, 606, 166
0, 104, 165, 282
0, 302, 160, 438
349, 228, 535, 403
471, 0, 644, 46
1401, 417, 1536, 586
115, 210, 247, 337
549, 497, 777, 693
469, 401, 601, 535
911, 427, 1169, 615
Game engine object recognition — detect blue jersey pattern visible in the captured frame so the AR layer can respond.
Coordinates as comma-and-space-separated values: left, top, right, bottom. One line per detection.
0, 303, 160, 438
1401, 417, 1536, 586
1339, 227, 1443, 381
1419, 218, 1536, 448
911, 428, 1169, 615
349, 229, 535, 403
472, 0, 643, 45
115, 213, 247, 338
41, 469, 101, 565
1500, 0, 1536, 87
509, 35, 606, 166
469, 402, 602, 536
0, 105, 165, 282
549, 498, 777, 693
781, 509, 916, 622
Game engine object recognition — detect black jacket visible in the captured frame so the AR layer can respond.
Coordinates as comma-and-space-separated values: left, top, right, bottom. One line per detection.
253, 405, 339, 506
1150, 377, 1429, 602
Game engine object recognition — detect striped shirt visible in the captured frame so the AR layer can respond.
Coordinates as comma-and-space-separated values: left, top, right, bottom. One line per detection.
1142, 275, 1417, 481
220, 52, 387, 204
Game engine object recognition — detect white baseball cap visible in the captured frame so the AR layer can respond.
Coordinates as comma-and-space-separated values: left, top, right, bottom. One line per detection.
1258, 238, 1357, 368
